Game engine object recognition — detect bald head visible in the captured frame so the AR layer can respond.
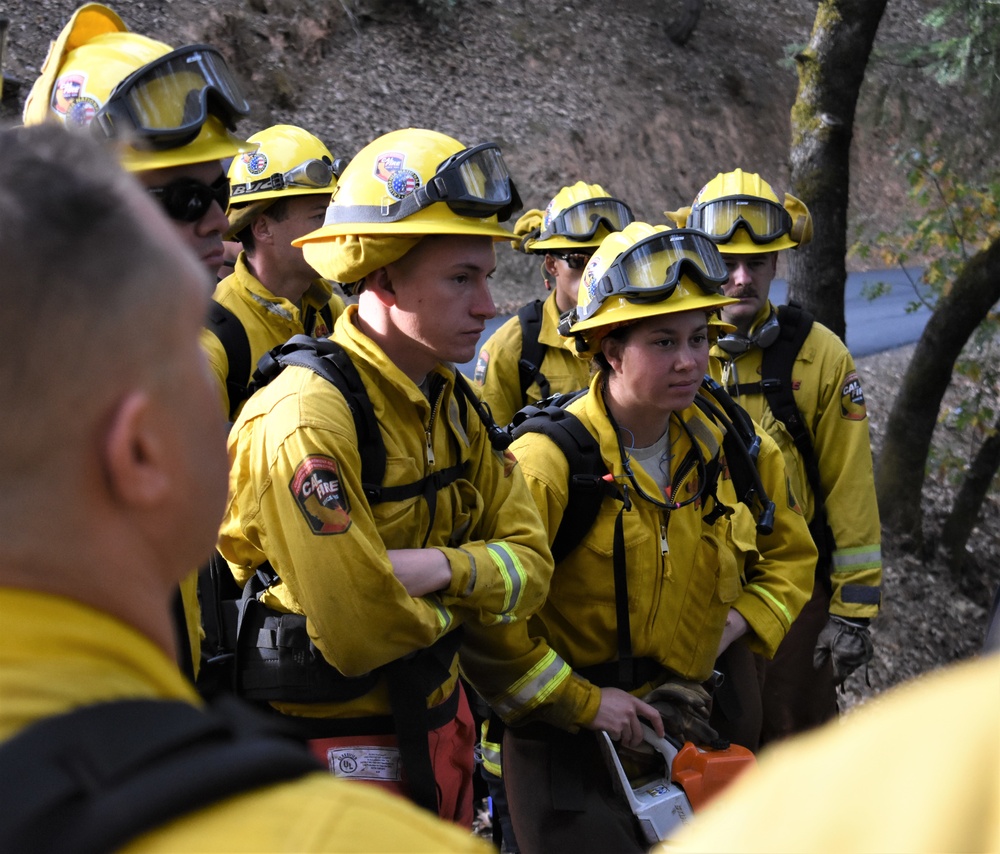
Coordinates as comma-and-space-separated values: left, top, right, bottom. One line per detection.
0, 124, 228, 619
0, 124, 211, 478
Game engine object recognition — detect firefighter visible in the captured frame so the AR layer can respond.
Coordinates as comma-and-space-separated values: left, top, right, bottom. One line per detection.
473, 182, 634, 426
22, 2, 255, 678
673, 170, 882, 746
466, 222, 816, 853
204, 124, 349, 419
23, 3, 255, 282
0, 121, 487, 854
218, 128, 553, 825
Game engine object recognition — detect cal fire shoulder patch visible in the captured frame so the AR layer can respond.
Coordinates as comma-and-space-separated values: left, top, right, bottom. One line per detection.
473, 349, 490, 385
290, 455, 352, 535
840, 371, 868, 421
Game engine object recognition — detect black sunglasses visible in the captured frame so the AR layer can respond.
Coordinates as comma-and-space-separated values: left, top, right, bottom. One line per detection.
552, 251, 592, 270
147, 174, 230, 223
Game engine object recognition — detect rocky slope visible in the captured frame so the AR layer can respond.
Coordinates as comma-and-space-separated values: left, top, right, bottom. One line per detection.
4, 0, 997, 704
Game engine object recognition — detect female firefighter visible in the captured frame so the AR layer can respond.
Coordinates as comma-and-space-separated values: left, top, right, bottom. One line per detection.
467, 221, 816, 853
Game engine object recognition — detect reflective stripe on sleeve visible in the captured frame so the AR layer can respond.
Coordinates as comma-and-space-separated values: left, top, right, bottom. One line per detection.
832, 544, 882, 573
490, 649, 571, 720
486, 542, 526, 623
745, 582, 794, 626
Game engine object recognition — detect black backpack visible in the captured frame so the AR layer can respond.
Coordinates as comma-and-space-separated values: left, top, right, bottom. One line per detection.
516, 298, 549, 404
509, 378, 776, 565
0, 696, 322, 854
205, 301, 335, 421
721, 302, 834, 570
507, 378, 776, 690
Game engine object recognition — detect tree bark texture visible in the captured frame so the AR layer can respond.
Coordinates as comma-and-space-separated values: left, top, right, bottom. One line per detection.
787, 0, 888, 340
875, 236, 1000, 545
940, 410, 1000, 574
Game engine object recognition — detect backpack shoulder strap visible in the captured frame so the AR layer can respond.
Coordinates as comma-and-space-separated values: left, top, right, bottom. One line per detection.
696, 378, 776, 535
511, 394, 611, 564
762, 303, 823, 501
253, 335, 387, 495
206, 300, 251, 421
0, 697, 321, 854
516, 299, 549, 403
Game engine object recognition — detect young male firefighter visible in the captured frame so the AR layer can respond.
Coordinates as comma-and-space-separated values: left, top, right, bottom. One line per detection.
23, 2, 256, 678
0, 121, 487, 854
217, 128, 553, 825
671, 169, 882, 746
463, 222, 816, 853
473, 181, 634, 426
204, 124, 349, 420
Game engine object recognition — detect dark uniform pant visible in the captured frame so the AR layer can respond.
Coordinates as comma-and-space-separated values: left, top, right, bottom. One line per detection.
760, 576, 839, 745
503, 724, 645, 854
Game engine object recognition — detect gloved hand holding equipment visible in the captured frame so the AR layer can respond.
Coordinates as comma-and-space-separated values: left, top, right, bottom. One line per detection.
643, 677, 719, 745
813, 615, 874, 684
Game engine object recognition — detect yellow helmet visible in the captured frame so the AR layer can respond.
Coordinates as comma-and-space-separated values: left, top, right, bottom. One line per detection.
560, 222, 737, 354
523, 181, 634, 253
228, 124, 342, 206
294, 127, 521, 245
23, 4, 253, 172
682, 169, 813, 254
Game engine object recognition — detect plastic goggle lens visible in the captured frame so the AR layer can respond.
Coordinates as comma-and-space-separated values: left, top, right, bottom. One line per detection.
579, 229, 728, 321
689, 196, 791, 244
94, 45, 250, 150
430, 143, 521, 220
545, 197, 634, 240
148, 174, 230, 222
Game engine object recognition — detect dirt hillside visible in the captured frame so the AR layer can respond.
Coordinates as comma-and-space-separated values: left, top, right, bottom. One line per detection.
3, 0, 997, 704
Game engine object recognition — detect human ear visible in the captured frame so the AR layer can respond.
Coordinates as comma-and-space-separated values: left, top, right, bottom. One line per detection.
251, 214, 274, 247
366, 266, 398, 306
601, 335, 624, 374
102, 390, 170, 508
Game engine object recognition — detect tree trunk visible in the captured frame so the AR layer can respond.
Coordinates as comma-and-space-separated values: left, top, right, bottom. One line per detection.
875, 236, 1000, 546
787, 0, 888, 339
940, 410, 1000, 574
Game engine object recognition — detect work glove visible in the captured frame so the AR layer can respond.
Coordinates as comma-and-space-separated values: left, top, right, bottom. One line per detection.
643, 677, 719, 745
813, 615, 874, 684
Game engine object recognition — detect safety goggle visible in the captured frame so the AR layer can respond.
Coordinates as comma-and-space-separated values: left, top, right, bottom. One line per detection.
230, 157, 346, 199
551, 251, 592, 270
687, 195, 792, 244
325, 141, 522, 225
575, 229, 729, 323
147, 173, 230, 222
538, 197, 634, 241
92, 44, 250, 151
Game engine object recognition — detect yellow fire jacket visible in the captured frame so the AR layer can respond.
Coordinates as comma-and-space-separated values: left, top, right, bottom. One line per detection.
460, 375, 816, 732
473, 290, 592, 426
218, 305, 553, 720
709, 302, 882, 618
200, 252, 347, 420
0, 588, 488, 853
666, 653, 1000, 853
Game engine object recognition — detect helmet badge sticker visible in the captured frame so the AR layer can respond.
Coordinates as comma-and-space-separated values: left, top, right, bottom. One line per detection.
242, 150, 268, 175
374, 150, 422, 201
52, 73, 99, 127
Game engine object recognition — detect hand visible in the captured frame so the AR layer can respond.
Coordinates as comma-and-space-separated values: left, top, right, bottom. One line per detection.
716, 608, 750, 657
583, 687, 665, 749
813, 615, 874, 684
386, 548, 452, 597
643, 676, 719, 745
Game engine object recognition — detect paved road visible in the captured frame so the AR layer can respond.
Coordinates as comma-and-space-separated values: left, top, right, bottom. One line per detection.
458, 268, 929, 377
